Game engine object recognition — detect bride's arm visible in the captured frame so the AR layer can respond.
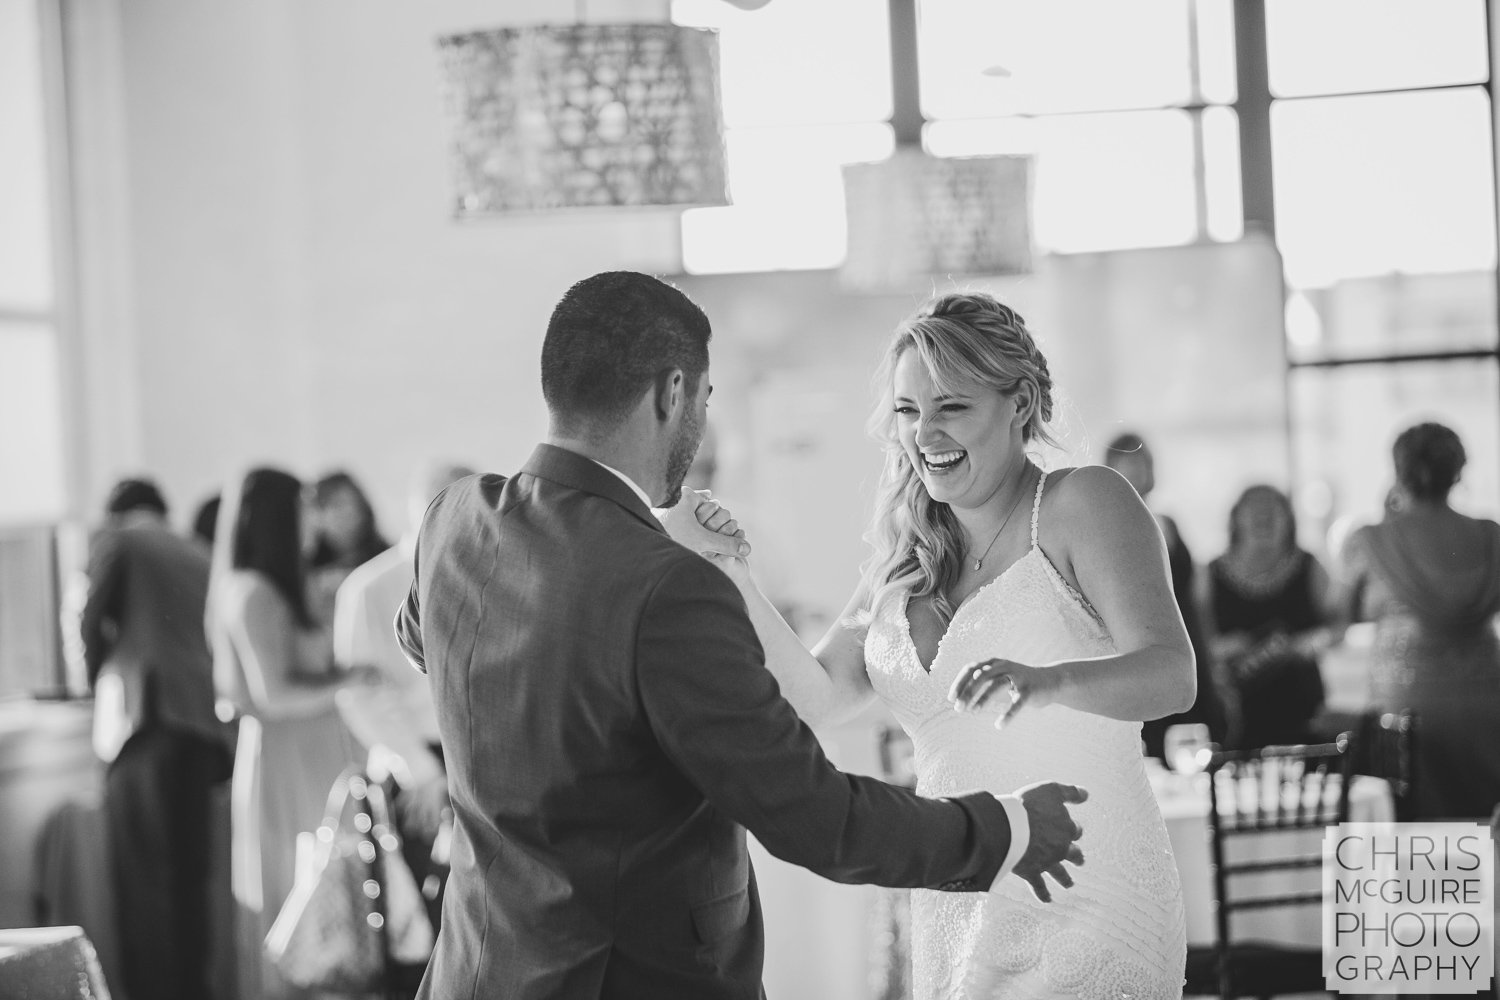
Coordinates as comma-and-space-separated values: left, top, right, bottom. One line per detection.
709, 557, 877, 729
954, 466, 1195, 723
659, 491, 875, 728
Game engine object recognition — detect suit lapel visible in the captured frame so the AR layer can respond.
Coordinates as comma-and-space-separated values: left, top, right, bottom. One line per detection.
521, 444, 665, 534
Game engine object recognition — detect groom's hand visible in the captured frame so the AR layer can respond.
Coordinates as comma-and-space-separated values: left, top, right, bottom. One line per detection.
1012, 780, 1087, 903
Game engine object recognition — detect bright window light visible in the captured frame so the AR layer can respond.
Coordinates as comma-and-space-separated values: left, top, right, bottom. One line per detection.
0, 322, 66, 522
0, 0, 53, 311
671, 0, 891, 127
1267, 0, 1488, 98
681, 124, 896, 274
916, 0, 1197, 118
1201, 106, 1243, 242
925, 110, 1199, 254
1272, 88, 1497, 288
1194, 0, 1238, 104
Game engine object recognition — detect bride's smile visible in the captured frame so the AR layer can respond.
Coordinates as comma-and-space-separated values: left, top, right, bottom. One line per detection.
892, 350, 1028, 510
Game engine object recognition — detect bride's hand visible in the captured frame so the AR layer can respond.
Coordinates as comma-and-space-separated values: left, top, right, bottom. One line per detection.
658, 487, 752, 559
948, 658, 1063, 728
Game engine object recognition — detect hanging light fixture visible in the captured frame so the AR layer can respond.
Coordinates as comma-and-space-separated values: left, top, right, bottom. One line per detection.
840, 0, 1034, 291
437, 22, 729, 215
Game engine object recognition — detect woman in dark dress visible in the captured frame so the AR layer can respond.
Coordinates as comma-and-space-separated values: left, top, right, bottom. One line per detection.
1342, 422, 1500, 820
1204, 484, 1335, 749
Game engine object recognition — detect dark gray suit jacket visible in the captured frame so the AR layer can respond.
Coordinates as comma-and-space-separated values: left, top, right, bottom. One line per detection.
80, 522, 226, 758
397, 444, 1011, 1000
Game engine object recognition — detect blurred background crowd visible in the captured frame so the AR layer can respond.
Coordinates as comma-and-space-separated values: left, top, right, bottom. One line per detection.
2, 1, 1499, 998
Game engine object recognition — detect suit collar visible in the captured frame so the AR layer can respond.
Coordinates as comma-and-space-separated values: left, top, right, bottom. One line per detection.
521, 444, 664, 532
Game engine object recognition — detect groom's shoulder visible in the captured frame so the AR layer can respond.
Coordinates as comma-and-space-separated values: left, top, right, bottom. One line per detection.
632, 539, 744, 611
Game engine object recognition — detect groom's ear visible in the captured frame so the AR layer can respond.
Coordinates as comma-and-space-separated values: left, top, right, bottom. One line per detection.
652, 368, 685, 422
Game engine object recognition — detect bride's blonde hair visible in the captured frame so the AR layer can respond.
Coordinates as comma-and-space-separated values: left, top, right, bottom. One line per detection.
860, 293, 1057, 625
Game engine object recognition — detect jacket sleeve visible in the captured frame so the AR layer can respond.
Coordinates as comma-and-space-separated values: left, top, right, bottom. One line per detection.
394, 546, 425, 674
635, 554, 1011, 891
79, 531, 126, 687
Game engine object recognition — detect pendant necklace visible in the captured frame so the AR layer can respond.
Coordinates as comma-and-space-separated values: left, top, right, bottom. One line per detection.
970, 463, 1034, 572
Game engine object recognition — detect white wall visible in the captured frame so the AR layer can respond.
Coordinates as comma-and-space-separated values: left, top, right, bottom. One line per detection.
64, 0, 683, 529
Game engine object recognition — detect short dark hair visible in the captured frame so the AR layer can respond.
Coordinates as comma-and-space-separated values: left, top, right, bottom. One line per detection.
1393, 421, 1466, 501
105, 478, 168, 518
540, 271, 711, 433
1102, 432, 1147, 465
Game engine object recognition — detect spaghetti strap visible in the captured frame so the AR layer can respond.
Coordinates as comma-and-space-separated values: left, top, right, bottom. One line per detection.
1029, 468, 1047, 549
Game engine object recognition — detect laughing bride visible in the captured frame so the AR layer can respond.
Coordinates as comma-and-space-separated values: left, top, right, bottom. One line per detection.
668, 291, 1191, 1000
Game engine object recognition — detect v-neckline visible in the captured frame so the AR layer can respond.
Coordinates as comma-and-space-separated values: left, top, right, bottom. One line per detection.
901, 547, 1039, 675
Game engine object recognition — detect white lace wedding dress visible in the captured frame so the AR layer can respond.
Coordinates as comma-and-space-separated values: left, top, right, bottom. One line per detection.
865, 471, 1186, 1000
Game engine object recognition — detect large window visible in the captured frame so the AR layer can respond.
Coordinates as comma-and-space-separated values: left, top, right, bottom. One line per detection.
918, 0, 1242, 253
0, 0, 66, 523
670, 0, 894, 273
674, 0, 1245, 271
1, 0, 68, 698
1263, 0, 1500, 536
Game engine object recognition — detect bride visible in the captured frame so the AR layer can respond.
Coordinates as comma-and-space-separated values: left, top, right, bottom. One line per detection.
667, 292, 1190, 1000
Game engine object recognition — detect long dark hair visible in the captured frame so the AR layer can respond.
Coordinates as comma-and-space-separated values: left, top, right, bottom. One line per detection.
228, 467, 312, 626
308, 470, 389, 569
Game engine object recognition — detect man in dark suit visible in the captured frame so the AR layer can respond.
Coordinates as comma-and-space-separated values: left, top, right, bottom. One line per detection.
397, 272, 1086, 1000
80, 478, 231, 1000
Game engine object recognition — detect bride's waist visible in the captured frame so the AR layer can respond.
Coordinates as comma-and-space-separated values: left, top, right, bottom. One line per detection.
909, 713, 1146, 793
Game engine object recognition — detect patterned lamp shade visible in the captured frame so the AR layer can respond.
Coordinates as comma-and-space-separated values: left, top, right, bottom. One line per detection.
841, 149, 1034, 292
437, 24, 729, 215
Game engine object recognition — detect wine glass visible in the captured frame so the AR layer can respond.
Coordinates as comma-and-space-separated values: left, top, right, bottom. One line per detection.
1163, 723, 1213, 775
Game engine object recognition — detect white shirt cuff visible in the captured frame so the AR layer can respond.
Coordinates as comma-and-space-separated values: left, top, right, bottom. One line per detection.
991, 794, 1031, 890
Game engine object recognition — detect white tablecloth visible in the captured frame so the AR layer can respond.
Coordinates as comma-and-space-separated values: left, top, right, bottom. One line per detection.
1151, 766, 1395, 946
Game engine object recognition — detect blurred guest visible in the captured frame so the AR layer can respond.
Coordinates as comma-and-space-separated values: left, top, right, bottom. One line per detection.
335, 459, 474, 930
334, 461, 473, 689
306, 470, 390, 624
208, 467, 364, 1000
1341, 422, 1500, 819
1203, 484, 1334, 749
1104, 432, 1229, 755
1383, 482, 1407, 520
80, 478, 231, 1000
191, 493, 221, 549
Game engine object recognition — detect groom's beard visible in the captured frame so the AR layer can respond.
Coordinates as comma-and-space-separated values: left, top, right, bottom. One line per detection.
662, 405, 704, 507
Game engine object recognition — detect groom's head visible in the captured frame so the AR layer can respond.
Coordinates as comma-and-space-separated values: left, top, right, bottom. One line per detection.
541, 271, 712, 505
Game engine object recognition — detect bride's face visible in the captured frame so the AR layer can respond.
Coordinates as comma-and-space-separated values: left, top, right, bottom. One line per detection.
892, 350, 1024, 509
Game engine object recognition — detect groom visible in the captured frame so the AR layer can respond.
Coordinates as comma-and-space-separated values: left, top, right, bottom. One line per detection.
397, 271, 1086, 999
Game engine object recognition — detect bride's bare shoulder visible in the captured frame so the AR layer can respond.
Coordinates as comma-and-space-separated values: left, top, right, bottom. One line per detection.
1042, 464, 1141, 519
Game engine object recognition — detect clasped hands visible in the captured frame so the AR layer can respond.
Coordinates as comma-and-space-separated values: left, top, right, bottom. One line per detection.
658, 487, 752, 563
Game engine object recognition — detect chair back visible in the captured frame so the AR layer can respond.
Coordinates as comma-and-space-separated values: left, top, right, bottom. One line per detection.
1204, 740, 1354, 993
1348, 709, 1417, 820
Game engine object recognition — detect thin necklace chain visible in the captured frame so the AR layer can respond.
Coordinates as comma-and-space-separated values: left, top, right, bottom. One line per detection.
970, 462, 1034, 572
